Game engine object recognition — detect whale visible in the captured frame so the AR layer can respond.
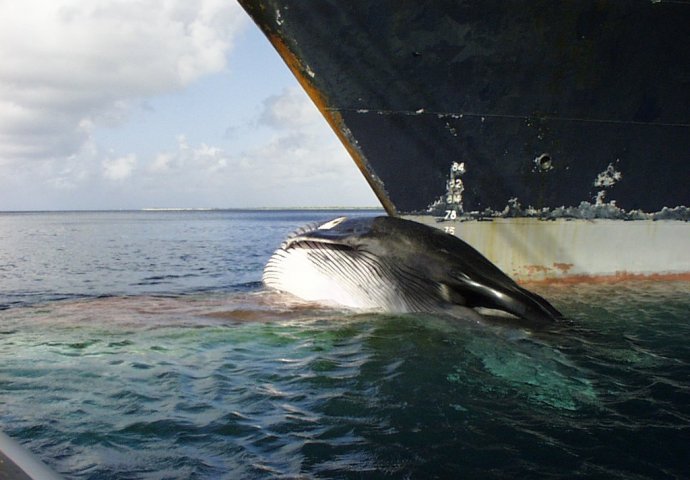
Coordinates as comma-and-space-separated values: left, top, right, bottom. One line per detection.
263, 216, 562, 324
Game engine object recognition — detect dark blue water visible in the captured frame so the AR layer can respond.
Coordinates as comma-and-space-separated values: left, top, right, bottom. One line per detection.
1, 210, 688, 479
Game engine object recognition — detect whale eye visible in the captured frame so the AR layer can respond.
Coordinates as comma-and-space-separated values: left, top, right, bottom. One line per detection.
318, 217, 348, 230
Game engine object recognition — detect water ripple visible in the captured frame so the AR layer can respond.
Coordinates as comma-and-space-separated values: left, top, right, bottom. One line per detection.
0, 283, 689, 478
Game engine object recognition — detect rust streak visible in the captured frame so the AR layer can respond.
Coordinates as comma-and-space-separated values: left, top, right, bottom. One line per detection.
552, 262, 574, 273
266, 33, 397, 216
520, 271, 690, 286
523, 264, 550, 274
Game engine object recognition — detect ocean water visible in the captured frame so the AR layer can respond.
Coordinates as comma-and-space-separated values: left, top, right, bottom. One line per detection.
0, 210, 688, 479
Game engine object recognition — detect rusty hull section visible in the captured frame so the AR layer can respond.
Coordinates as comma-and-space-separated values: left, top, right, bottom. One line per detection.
409, 216, 690, 283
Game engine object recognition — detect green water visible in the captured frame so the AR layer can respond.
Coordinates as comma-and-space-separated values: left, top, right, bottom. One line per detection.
1, 282, 688, 479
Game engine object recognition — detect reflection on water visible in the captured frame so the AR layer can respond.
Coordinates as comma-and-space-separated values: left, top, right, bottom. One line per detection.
1, 281, 689, 479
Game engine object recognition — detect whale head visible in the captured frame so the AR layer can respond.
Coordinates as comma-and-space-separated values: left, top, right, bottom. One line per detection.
263, 216, 562, 324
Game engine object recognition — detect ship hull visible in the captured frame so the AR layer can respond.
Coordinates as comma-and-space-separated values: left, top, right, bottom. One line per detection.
409, 217, 690, 283
238, 0, 690, 281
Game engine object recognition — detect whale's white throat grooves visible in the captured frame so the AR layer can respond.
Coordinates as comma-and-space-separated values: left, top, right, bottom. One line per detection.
263, 239, 440, 312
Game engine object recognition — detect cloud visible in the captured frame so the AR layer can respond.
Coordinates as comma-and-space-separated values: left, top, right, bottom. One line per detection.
146, 135, 228, 176
102, 154, 136, 181
0, 0, 247, 162
232, 88, 372, 197
259, 86, 322, 129
135, 88, 379, 207
0, 14, 381, 210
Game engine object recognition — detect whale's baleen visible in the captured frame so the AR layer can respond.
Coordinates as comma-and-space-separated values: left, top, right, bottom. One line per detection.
264, 216, 562, 324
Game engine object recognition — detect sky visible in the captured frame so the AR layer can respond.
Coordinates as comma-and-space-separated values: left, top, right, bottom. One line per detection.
0, 0, 380, 210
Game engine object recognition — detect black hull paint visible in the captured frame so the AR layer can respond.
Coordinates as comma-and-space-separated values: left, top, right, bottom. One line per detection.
239, 0, 690, 216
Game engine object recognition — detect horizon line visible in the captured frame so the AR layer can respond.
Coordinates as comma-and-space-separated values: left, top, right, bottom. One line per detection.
0, 206, 385, 213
